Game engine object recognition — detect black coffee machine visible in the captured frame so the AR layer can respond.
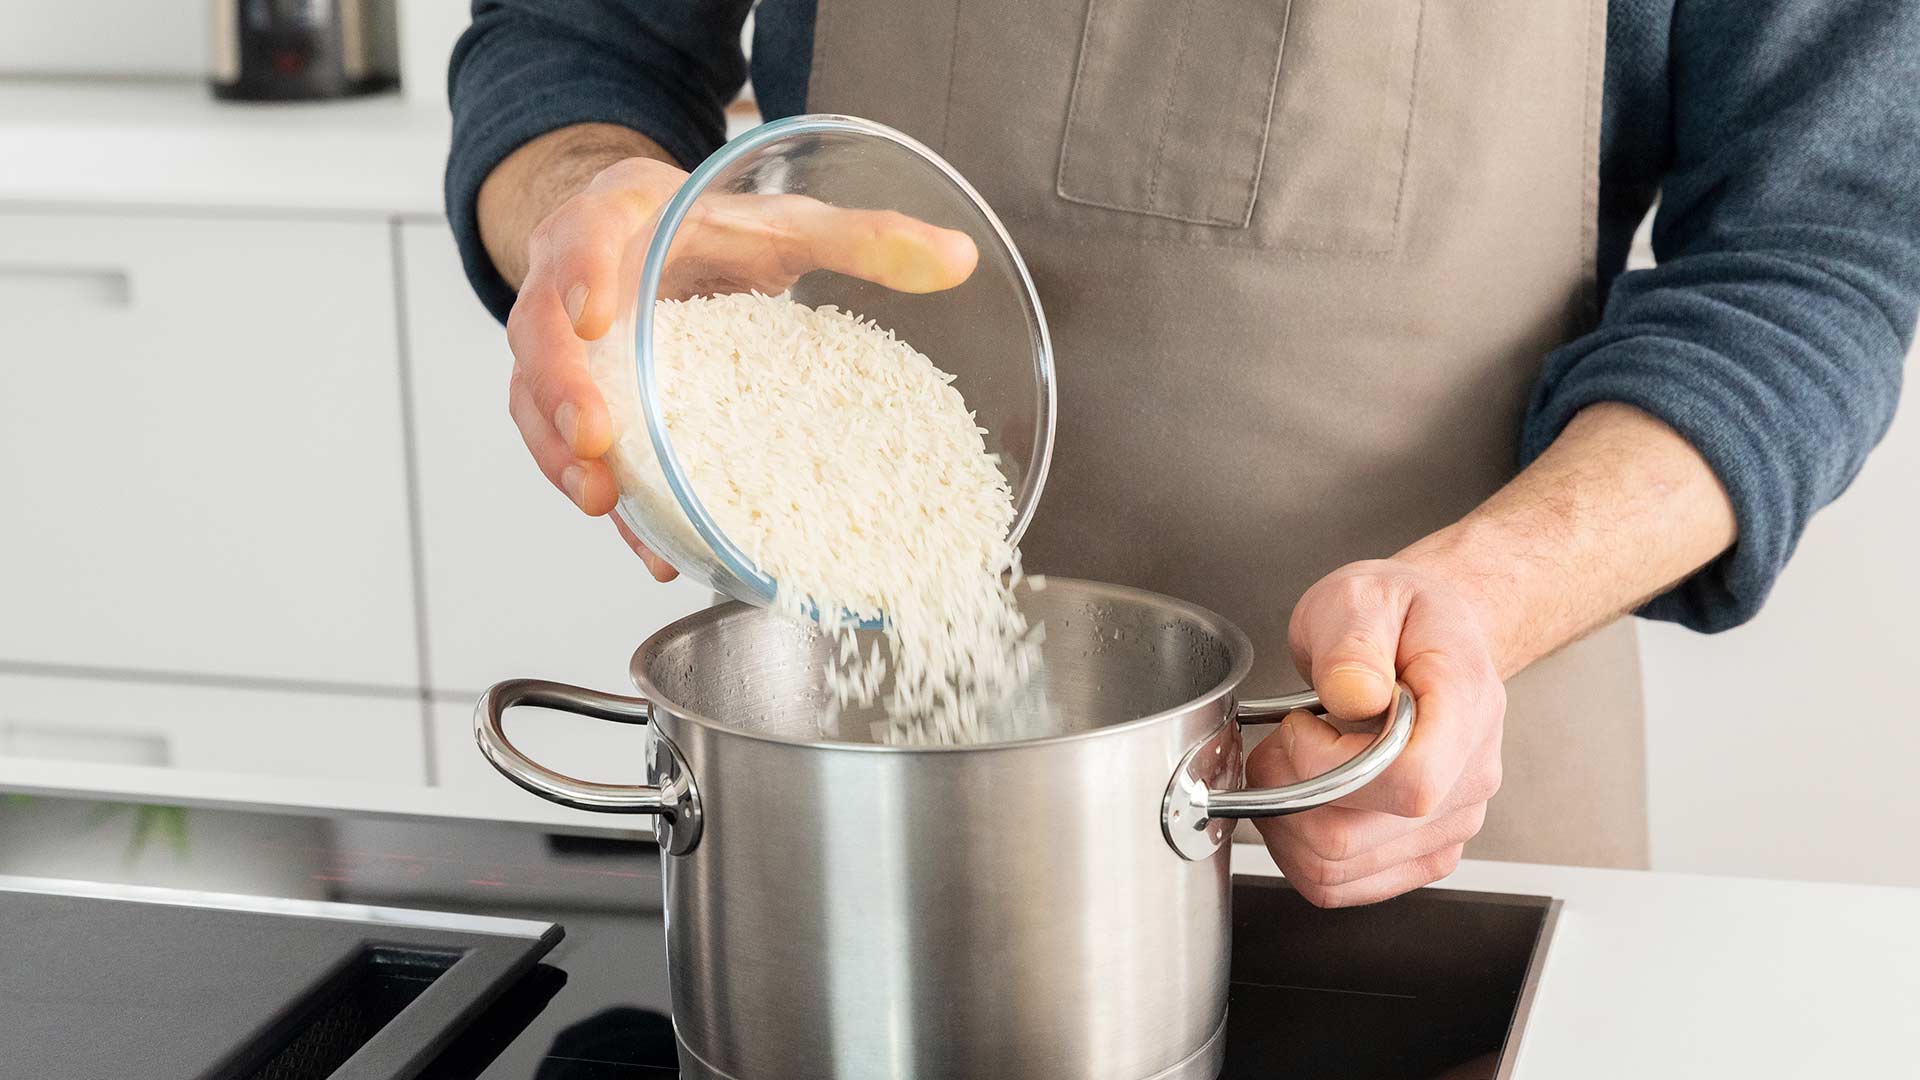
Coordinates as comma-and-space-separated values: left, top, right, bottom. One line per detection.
209, 0, 397, 101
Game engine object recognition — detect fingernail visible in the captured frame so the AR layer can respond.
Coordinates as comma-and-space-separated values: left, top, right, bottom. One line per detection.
1279, 715, 1299, 759
554, 401, 581, 450
564, 283, 589, 327
1329, 662, 1388, 691
561, 463, 588, 507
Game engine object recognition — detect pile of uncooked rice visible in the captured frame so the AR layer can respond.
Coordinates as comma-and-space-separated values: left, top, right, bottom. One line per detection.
593, 291, 1043, 745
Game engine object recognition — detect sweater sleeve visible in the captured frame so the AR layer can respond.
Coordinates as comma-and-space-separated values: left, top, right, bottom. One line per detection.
445, 0, 754, 323
1522, 0, 1920, 632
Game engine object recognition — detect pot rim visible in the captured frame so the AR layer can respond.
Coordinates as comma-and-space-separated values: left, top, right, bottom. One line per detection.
627, 577, 1256, 754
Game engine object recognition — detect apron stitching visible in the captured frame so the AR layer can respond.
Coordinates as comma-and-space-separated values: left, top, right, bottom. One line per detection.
1387, 0, 1430, 238
1145, 0, 1201, 215
936, 0, 967, 152
1002, 217, 1408, 258
1054, 0, 1104, 197
1235, 0, 1295, 231
1052, 191, 1278, 229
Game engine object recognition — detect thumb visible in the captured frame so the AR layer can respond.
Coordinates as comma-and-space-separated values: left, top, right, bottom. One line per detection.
1292, 583, 1402, 722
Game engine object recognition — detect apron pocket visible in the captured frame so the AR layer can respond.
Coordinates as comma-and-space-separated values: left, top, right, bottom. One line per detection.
1255, 0, 1425, 253
1056, 0, 1292, 228
1055, 0, 1426, 254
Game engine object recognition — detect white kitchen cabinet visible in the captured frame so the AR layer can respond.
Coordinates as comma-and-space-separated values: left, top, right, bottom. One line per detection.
0, 210, 419, 688
429, 701, 651, 832
0, 671, 425, 785
397, 221, 708, 696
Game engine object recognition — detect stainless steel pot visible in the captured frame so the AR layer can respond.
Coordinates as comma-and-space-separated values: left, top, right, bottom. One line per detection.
477, 578, 1413, 1080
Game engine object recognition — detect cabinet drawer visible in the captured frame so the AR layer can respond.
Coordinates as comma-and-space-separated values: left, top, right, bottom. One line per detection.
0, 210, 418, 687
398, 221, 707, 694
0, 672, 425, 786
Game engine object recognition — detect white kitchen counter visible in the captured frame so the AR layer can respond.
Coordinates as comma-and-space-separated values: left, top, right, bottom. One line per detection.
0, 77, 763, 219
0, 750, 651, 839
1232, 845, 1920, 1077
0, 78, 448, 216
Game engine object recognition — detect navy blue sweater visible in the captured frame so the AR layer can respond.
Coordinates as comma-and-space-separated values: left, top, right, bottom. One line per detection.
446, 0, 1920, 632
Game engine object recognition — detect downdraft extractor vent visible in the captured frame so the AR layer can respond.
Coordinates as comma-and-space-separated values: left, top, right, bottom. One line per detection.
231, 947, 461, 1080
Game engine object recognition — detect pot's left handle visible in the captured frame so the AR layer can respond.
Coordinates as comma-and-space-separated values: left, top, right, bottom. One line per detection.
475, 678, 703, 855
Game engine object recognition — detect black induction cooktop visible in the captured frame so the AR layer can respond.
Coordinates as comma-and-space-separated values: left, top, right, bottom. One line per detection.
0, 796, 1555, 1080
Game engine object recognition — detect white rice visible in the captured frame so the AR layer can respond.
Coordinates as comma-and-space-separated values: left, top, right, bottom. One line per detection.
600, 291, 1041, 744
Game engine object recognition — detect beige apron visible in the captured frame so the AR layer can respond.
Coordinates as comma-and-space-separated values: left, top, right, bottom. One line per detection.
809, 0, 1647, 869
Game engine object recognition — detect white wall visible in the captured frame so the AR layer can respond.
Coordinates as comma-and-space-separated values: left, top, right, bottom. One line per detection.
1641, 337, 1920, 886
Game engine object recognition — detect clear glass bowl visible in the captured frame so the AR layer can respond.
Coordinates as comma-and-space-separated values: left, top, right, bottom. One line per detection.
592, 115, 1056, 621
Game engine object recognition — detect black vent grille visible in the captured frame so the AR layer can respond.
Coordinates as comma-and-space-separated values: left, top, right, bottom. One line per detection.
238, 947, 459, 1080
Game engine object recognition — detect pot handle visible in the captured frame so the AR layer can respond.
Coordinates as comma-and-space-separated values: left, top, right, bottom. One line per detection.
1162, 683, 1416, 860
1217, 684, 1416, 816
474, 678, 703, 854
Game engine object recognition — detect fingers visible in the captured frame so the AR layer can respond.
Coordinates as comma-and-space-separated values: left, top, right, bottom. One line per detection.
1260, 802, 1486, 893
509, 161, 684, 482
1247, 711, 1426, 853
1287, 569, 1504, 819
1251, 710, 1490, 907
1248, 705, 1495, 825
613, 515, 680, 582
1284, 843, 1468, 909
1361, 587, 1505, 819
1290, 573, 1403, 721
508, 375, 619, 515
506, 215, 621, 518
582, 154, 976, 300
1263, 561, 1506, 906
507, 274, 615, 453
1370, 644, 1504, 818
679, 194, 980, 295
782, 200, 980, 293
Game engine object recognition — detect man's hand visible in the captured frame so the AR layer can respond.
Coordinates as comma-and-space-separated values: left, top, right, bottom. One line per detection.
1246, 560, 1504, 908
1250, 403, 1737, 907
493, 142, 690, 580
478, 123, 979, 580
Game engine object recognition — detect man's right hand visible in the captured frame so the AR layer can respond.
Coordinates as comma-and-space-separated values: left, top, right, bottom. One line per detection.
478, 124, 979, 581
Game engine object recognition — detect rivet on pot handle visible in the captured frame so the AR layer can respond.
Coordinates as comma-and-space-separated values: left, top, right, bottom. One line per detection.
475, 678, 703, 855
1162, 683, 1416, 861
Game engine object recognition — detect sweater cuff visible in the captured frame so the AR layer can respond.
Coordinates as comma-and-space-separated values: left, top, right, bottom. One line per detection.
1521, 336, 1790, 633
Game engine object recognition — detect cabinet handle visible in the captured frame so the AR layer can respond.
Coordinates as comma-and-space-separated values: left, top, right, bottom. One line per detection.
0, 265, 132, 308
1, 721, 170, 766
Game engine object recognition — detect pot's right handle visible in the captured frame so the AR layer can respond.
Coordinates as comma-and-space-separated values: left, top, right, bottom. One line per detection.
475, 678, 703, 854
1214, 684, 1415, 816
1162, 683, 1415, 860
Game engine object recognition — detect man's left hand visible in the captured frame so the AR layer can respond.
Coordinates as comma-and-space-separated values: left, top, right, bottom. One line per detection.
1245, 559, 1506, 907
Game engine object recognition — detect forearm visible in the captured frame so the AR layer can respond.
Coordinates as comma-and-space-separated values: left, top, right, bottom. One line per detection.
477, 123, 677, 290
1400, 403, 1736, 678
